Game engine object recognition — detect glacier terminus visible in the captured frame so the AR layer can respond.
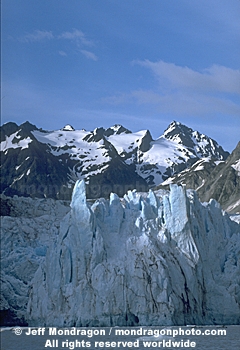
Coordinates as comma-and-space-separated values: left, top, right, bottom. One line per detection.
17, 180, 239, 327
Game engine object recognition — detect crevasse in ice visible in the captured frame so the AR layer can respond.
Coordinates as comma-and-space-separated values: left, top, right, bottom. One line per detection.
23, 180, 240, 326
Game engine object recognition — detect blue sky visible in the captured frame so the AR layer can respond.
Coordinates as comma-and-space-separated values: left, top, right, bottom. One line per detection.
1, 0, 240, 151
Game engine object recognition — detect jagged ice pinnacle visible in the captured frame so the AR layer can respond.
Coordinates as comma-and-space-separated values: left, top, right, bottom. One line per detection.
26, 180, 240, 326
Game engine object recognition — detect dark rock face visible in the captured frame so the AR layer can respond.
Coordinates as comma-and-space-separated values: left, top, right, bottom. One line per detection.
198, 142, 240, 213
163, 121, 229, 160
1, 139, 74, 200
87, 160, 148, 198
105, 124, 131, 136
139, 130, 153, 152
83, 127, 106, 142
0, 122, 19, 142
156, 142, 240, 213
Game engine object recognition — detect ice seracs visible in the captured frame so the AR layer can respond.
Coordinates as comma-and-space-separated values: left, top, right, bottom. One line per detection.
0, 195, 70, 325
24, 180, 240, 327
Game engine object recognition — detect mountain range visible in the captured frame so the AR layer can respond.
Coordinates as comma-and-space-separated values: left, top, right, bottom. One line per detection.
2, 120, 237, 213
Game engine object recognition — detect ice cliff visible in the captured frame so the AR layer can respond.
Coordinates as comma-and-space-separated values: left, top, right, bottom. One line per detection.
25, 180, 240, 326
0, 196, 70, 325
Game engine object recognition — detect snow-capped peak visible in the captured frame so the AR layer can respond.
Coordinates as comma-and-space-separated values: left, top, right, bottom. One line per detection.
111, 124, 124, 131
106, 124, 132, 136
163, 121, 229, 160
163, 121, 191, 138
61, 124, 75, 131
164, 120, 180, 133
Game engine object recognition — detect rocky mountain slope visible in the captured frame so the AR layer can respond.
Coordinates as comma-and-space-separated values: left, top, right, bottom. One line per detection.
1, 121, 229, 200
157, 142, 240, 213
1, 181, 239, 326
198, 142, 240, 213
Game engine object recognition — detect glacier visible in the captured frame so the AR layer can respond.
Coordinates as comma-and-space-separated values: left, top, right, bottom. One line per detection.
0, 196, 70, 325
25, 180, 240, 326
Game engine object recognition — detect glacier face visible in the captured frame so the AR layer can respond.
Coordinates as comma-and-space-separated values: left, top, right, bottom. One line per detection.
25, 180, 240, 327
0, 196, 70, 325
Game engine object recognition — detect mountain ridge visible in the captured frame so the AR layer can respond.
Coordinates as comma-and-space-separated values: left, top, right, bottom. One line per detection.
156, 141, 240, 213
1, 120, 232, 204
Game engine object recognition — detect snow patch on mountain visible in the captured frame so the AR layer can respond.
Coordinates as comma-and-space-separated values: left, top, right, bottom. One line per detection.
62, 124, 75, 131
32, 129, 113, 179
108, 130, 146, 156
1, 131, 32, 151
